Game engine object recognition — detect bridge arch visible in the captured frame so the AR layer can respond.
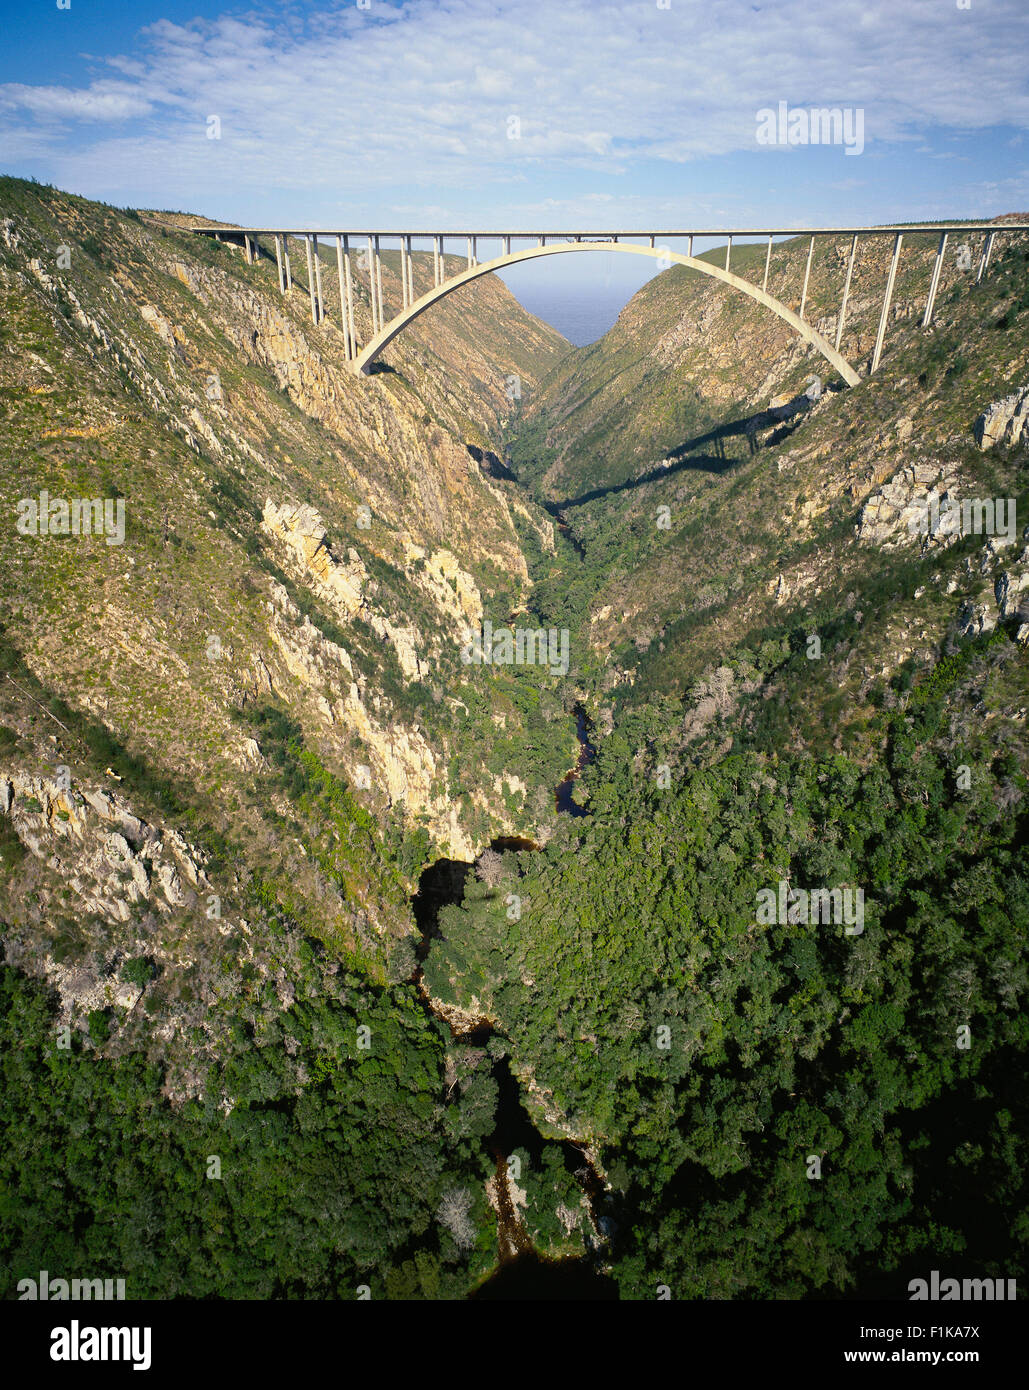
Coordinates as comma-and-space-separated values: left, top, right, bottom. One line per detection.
352, 240, 861, 385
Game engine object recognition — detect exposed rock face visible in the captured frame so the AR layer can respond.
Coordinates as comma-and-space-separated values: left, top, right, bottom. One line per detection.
974, 384, 1029, 449
400, 534, 483, 634
264, 578, 502, 860
857, 461, 962, 548
954, 532, 1029, 641
0, 768, 219, 1043
262, 498, 423, 679
0, 771, 211, 924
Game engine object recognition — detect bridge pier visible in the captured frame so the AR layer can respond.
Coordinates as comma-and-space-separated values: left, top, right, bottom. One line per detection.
871, 233, 903, 373
977, 231, 994, 284
725, 235, 732, 273
800, 237, 815, 321
401, 238, 409, 310
337, 235, 356, 360
304, 236, 318, 324
274, 235, 285, 293
763, 235, 772, 291
836, 235, 858, 349
923, 232, 947, 327
313, 235, 325, 323
374, 236, 384, 331
367, 237, 379, 334
433, 236, 442, 287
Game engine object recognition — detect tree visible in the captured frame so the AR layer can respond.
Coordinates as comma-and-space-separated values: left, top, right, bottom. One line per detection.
475, 849, 505, 889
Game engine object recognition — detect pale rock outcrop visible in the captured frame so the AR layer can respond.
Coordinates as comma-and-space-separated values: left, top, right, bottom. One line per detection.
400, 534, 483, 635
0, 771, 211, 923
857, 462, 961, 548
954, 531, 1029, 642
263, 501, 367, 615
974, 384, 1029, 450
139, 303, 181, 353
262, 499, 424, 681
264, 580, 488, 858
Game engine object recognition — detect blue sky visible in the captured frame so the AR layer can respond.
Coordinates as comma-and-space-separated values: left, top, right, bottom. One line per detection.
2, 0, 1028, 337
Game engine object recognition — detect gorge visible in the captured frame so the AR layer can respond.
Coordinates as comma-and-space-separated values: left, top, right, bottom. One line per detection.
1, 177, 1027, 1301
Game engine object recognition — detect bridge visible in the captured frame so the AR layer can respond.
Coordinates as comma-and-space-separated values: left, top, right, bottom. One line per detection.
191, 222, 1028, 383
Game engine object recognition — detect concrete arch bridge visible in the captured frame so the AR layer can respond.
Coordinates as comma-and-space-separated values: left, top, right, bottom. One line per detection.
191, 222, 1028, 383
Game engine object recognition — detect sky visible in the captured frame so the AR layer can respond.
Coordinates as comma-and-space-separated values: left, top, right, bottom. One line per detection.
2, 0, 1028, 341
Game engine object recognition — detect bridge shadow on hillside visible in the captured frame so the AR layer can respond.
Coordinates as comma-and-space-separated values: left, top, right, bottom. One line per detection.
549, 385, 842, 511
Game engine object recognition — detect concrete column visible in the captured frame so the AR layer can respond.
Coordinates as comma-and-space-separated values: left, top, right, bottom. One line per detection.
649, 234, 655, 249
763, 235, 772, 291
305, 236, 318, 325
373, 235, 384, 329
871, 233, 903, 373
688, 234, 694, 258
504, 235, 511, 255
976, 231, 994, 284
433, 236, 441, 287
725, 235, 733, 273
922, 232, 948, 328
406, 235, 414, 304
274, 235, 285, 293
467, 236, 473, 269
336, 236, 353, 360
539, 235, 546, 247
401, 238, 409, 310
800, 236, 815, 321
367, 237, 379, 335
313, 235, 324, 323
284, 239, 292, 291
343, 236, 356, 356
835, 234, 858, 350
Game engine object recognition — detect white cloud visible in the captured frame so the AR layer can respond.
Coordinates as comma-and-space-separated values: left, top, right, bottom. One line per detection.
0, 83, 154, 122
0, 0, 1027, 218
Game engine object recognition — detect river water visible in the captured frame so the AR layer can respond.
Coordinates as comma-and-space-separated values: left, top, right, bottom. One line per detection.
410, 707, 617, 1296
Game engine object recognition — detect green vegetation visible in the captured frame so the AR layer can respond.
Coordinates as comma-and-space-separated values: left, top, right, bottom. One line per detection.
1, 174, 1026, 1300
0, 961, 495, 1298
427, 636, 1029, 1296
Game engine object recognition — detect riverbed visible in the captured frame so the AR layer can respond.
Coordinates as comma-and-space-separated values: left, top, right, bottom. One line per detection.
410, 706, 616, 1296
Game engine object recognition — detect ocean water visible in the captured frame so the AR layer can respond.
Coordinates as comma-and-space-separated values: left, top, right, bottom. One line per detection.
497, 252, 661, 346
498, 284, 640, 346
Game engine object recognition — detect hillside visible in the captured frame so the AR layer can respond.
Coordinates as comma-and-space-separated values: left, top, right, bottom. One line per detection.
1, 178, 1027, 1300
